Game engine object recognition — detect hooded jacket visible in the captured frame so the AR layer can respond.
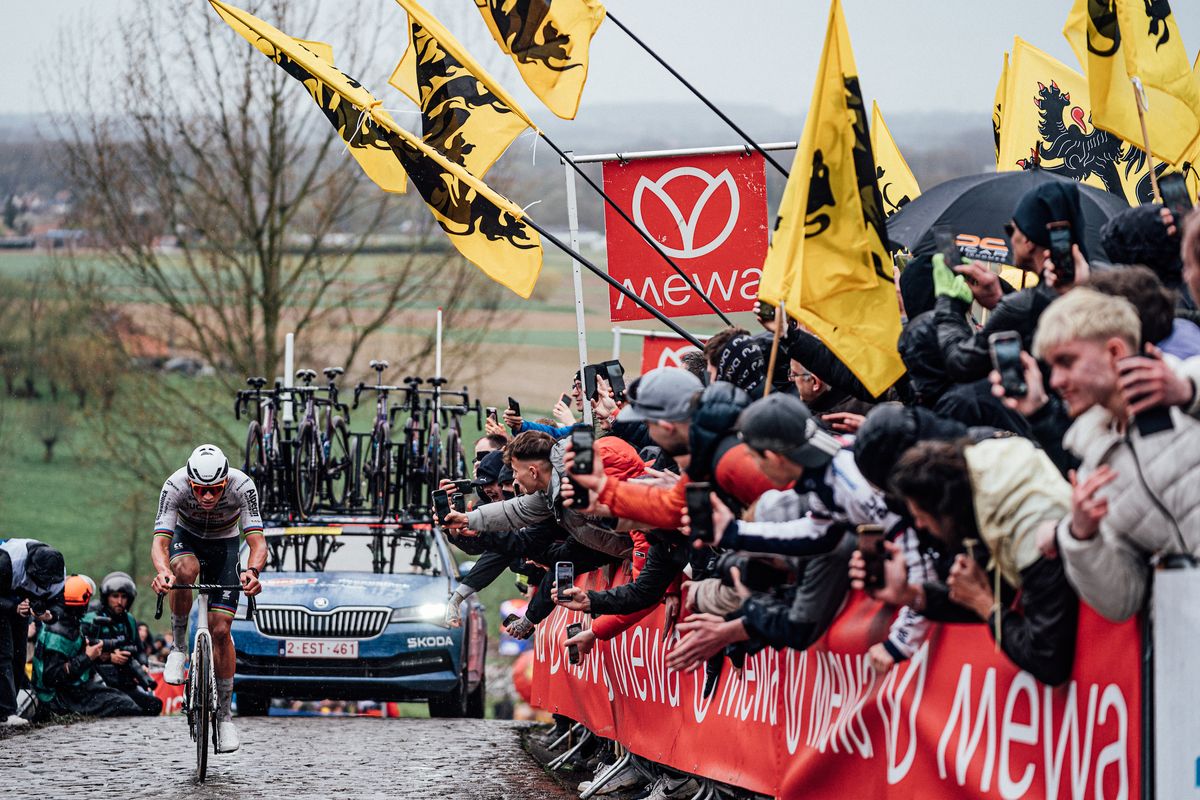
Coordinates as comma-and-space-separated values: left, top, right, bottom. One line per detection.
0, 539, 65, 615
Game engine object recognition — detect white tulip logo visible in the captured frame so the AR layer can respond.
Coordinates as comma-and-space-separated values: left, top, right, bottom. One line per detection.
632, 167, 740, 259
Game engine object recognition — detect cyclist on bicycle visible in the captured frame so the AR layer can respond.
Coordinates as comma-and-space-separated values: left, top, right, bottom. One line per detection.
150, 444, 266, 753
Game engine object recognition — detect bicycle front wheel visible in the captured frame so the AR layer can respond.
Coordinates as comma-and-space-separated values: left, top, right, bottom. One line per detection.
193, 634, 212, 783
326, 417, 353, 510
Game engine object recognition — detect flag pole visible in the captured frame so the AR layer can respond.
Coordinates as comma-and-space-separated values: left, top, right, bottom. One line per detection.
546, 136, 733, 325
1131, 77, 1162, 203
762, 300, 784, 397
605, 12, 790, 179
524, 217, 704, 348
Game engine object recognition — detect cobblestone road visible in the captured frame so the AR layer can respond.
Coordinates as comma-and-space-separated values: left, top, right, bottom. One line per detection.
0, 717, 575, 800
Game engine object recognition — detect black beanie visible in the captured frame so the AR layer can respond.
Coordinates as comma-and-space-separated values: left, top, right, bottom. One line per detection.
26, 544, 65, 589
716, 334, 765, 396
1100, 203, 1183, 285
1011, 181, 1089, 259
852, 403, 968, 490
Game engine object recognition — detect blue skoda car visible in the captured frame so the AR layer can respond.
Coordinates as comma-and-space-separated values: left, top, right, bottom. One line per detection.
230, 527, 486, 717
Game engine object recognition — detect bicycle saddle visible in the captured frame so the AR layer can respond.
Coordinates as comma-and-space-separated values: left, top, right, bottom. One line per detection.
323, 367, 345, 380
246, 376, 267, 389
296, 368, 318, 384
403, 376, 424, 386
428, 377, 449, 387
369, 359, 390, 371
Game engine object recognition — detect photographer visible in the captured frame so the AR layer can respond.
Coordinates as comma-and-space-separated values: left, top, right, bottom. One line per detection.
0, 538, 65, 726
81, 572, 162, 716
33, 575, 141, 719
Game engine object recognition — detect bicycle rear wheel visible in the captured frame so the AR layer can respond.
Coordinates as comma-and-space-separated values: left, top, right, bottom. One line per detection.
444, 429, 466, 482
293, 422, 320, 519
368, 423, 391, 520
325, 417, 353, 510
244, 421, 269, 509
193, 634, 212, 783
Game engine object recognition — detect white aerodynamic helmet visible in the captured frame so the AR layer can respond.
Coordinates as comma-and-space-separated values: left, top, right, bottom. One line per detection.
186, 444, 229, 486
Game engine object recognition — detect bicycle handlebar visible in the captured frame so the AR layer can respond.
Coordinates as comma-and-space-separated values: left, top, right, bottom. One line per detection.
155, 585, 257, 623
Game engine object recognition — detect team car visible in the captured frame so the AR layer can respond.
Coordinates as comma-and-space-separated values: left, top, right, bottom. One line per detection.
229, 526, 486, 717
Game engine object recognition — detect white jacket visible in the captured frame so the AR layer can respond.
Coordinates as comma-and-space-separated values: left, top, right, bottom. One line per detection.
1056, 358, 1200, 621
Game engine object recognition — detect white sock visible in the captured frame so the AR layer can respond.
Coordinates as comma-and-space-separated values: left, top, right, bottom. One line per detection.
171, 615, 189, 654
217, 677, 234, 722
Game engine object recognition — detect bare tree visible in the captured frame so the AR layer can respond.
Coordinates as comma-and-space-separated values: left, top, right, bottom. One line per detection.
51, 0, 511, 390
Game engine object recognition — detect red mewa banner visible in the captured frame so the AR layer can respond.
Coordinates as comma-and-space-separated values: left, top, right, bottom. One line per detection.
640, 335, 703, 375
532, 571, 1140, 799
602, 151, 768, 322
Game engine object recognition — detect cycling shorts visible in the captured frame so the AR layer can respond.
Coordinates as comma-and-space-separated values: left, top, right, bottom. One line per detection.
168, 528, 242, 616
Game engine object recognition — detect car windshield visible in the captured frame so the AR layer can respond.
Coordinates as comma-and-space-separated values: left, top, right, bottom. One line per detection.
249, 531, 441, 576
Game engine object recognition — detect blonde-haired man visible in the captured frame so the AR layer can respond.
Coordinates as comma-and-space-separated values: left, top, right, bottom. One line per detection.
1031, 288, 1200, 621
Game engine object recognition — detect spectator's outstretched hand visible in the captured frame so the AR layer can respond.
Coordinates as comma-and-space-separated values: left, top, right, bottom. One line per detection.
848, 541, 909, 606
553, 585, 591, 612
667, 613, 736, 673
821, 412, 864, 434
484, 417, 509, 439
1043, 244, 1089, 292
562, 441, 606, 491
955, 260, 1004, 309
867, 642, 895, 676
502, 408, 523, 433
441, 510, 470, 530
947, 554, 994, 619
932, 253, 973, 304
552, 395, 576, 426
565, 627, 596, 657
662, 594, 681, 640
1068, 466, 1116, 541
989, 350, 1048, 417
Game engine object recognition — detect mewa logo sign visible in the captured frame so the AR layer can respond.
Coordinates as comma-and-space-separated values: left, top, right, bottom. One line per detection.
602, 151, 768, 322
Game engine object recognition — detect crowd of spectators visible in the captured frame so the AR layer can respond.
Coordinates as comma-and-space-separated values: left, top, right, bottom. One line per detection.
438, 184, 1200, 797
1, 541, 165, 727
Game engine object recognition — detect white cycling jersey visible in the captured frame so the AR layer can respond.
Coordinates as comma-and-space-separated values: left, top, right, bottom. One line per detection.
153, 467, 264, 540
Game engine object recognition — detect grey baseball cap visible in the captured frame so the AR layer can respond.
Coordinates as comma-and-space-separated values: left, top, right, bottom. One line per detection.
616, 367, 703, 423
736, 393, 841, 468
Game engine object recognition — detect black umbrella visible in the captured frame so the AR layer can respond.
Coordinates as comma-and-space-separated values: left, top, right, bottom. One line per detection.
887, 169, 1130, 265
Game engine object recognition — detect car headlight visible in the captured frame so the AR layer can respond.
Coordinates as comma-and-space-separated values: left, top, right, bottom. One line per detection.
390, 602, 448, 626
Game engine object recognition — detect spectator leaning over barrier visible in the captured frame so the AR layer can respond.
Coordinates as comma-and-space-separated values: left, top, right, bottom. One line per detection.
33, 575, 142, 720
0, 538, 64, 726
932, 181, 1090, 383
854, 436, 1080, 686
1025, 288, 1200, 622
669, 394, 932, 675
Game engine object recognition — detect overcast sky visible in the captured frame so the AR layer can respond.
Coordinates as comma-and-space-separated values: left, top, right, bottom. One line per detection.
5, 1, 1200, 122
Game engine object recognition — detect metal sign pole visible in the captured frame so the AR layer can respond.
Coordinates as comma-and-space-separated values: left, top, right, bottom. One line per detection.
563, 150, 593, 425
283, 331, 295, 423
611, 327, 622, 360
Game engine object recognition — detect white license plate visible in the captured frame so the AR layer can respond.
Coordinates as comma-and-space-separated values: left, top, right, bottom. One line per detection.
281, 639, 359, 659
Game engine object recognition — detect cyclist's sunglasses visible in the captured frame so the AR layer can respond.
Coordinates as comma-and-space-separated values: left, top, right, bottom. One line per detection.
189, 479, 228, 500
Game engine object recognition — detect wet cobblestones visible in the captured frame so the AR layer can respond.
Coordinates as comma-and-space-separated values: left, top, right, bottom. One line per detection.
0, 717, 575, 800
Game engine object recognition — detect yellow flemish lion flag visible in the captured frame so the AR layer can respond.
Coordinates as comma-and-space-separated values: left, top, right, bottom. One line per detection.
205, 8, 406, 195
998, 37, 1161, 205
389, 0, 531, 177
758, 0, 903, 397
210, 0, 542, 298
871, 102, 920, 217
473, 0, 605, 120
1063, 0, 1200, 166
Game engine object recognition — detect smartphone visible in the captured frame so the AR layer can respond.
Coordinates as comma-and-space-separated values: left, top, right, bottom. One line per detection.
685, 482, 714, 544
601, 360, 626, 402
486, 406, 498, 424
566, 622, 583, 665
756, 302, 777, 323
583, 365, 601, 402
453, 479, 474, 494
513, 580, 529, 595
432, 489, 452, 523
554, 561, 574, 603
506, 397, 521, 418
933, 224, 961, 270
1120, 357, 1175, 436
569, 424, 594, 475
1047, 220, 1075, 285
1159, 172, 1193, 224
856, 524, 886, 590
451, 493, 466, 513
502, 613, 520, 627
559, 392, 572, 407
988, 331, 1028, 399
566, 476, 590, 509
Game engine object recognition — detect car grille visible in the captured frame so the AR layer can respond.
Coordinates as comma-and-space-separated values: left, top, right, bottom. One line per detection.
254, 606, 390, 639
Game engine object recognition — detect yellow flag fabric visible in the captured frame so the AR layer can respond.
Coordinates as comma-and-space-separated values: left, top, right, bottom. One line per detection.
210, 0, 542, 298
1063, 0, 1200, 166
389, 0, 531, 177
758, 0, 903, 397
993, 52, 1009, 165
207, 5, 407, 195
871, 102, 920, 217
473, 0, 605, 120
998, 36, 1159, 205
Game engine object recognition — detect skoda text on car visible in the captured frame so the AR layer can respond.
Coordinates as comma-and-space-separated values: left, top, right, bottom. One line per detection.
228, 526, 486, 717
